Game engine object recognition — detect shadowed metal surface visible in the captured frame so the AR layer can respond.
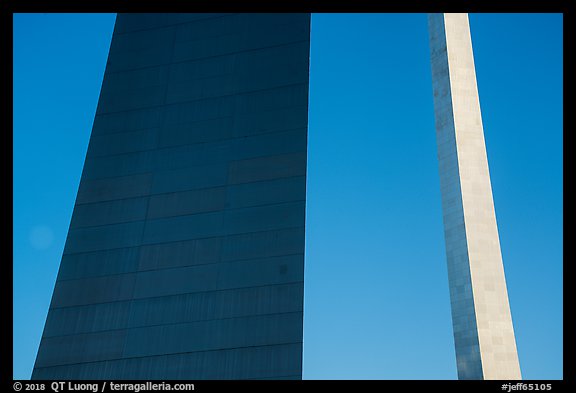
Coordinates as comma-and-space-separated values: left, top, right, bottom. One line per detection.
33, 13, 310, 380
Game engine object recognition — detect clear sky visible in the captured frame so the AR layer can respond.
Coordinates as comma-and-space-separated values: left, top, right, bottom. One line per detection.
13, 13, 563, 380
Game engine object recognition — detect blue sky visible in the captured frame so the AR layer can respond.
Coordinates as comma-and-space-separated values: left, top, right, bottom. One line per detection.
13, 13, 563, 380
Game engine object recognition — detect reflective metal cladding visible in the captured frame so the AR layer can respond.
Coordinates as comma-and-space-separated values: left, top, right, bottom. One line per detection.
32, 12, 521, 381
428, 13, 521, 380
32, 13, 311, 380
